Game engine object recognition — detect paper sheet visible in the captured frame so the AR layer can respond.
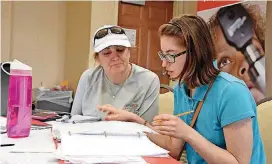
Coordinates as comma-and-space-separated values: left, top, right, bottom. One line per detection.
0, 153, 57, 164
77, 121, 156, 134
61, 128, 168, 157
0, 128, 57, 164
0, 129, 56, 153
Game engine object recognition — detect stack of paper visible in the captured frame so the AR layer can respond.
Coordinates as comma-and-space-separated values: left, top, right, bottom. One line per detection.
61, 133, 168, 156
56, 146, 148, 164
54, 121, 169, 163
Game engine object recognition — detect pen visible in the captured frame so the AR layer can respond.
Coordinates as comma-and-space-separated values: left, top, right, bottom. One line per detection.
175, 110, 194, 117
1, 144, 15, 147
154, 110, 194, 124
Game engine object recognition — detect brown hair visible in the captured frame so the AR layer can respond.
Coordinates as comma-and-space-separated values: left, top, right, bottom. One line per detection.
93, 52, 99, 59
208, 3, 265, 51
158, 15, 219, 88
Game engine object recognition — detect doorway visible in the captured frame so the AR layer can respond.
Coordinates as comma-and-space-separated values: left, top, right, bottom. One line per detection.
118, 1, 173, 87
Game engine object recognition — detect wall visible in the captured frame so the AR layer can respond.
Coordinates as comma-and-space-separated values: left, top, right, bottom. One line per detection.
1, 1, 119, 92
64, 1, 91, 92
88, 1, 119, 68
1, 1, 12, 62
64, 1, 119, 91
1, 1, 67, 88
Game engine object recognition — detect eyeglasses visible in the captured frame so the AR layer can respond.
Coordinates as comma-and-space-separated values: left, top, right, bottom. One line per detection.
157, 50, 186, 63
94, 26, 126, 45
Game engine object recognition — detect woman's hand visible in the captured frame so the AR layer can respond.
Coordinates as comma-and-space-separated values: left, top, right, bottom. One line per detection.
152, 114, 190, 139
97, 104, 135, 122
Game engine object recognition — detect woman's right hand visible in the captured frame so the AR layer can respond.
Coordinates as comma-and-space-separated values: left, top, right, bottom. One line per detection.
97, 104, 136, 122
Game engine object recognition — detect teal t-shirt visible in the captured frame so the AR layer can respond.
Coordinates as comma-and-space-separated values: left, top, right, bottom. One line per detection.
174, 72, 266, 164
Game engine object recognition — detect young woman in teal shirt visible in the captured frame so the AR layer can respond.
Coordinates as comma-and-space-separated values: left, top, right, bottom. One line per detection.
98, 15, 266, 164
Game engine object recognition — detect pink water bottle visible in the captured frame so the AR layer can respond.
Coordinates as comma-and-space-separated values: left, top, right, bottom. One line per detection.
1, 59, 32, 138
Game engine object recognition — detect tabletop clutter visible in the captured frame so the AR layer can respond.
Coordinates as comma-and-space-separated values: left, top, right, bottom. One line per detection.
1, 116, 170, 164
34, 80, 73, 114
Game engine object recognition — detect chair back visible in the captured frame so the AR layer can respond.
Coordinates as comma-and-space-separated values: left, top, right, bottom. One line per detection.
159, 84, 174, 114
257, 97, 272, 163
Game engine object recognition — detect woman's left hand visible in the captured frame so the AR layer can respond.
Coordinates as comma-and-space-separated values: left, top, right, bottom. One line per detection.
152, 114, 190, 139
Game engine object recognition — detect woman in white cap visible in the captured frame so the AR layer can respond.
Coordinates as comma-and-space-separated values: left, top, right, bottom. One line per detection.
71, 25, 160, 122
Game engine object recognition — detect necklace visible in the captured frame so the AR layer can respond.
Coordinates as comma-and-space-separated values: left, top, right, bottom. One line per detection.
108, 83, 123, 99
105, 64, 132, 99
